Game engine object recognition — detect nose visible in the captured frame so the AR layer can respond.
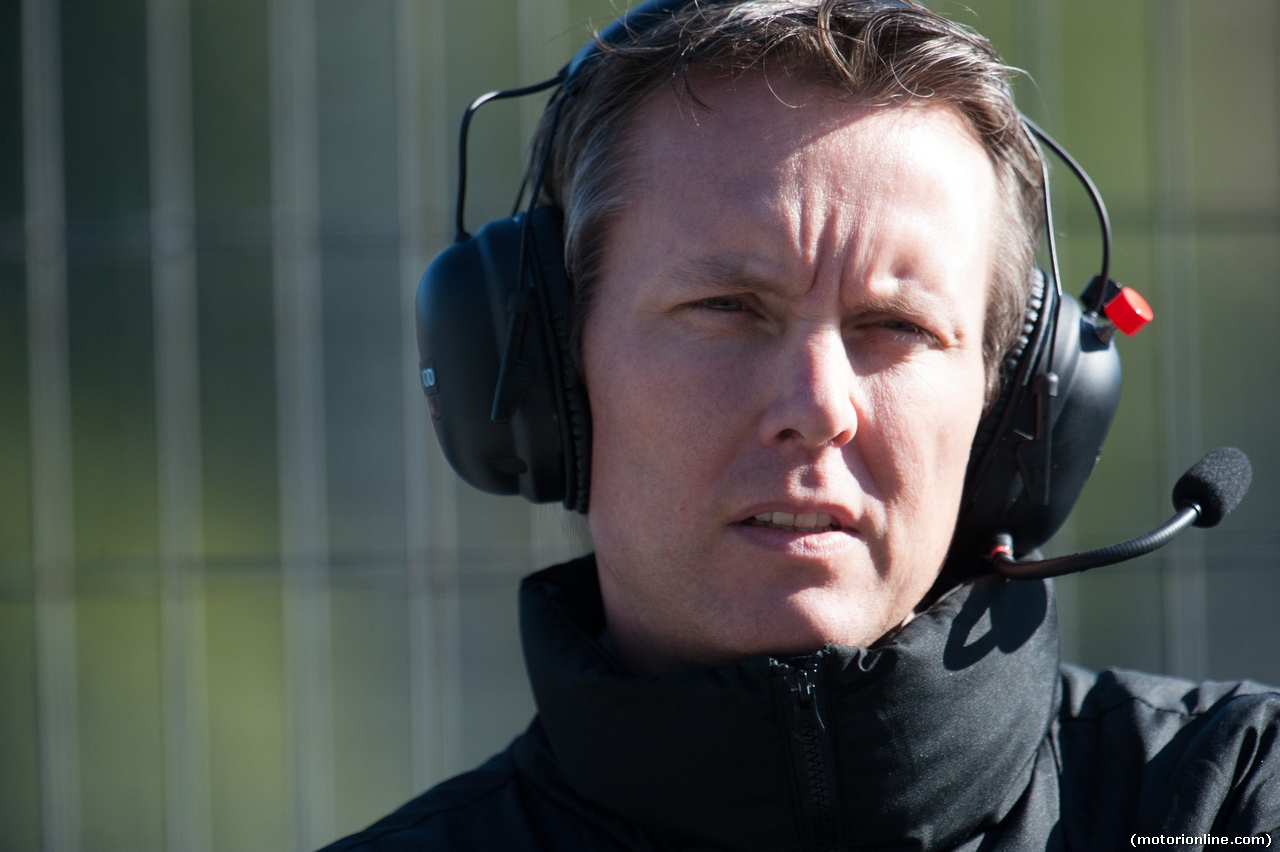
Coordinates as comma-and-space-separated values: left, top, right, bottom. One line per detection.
758, 324, 857, 450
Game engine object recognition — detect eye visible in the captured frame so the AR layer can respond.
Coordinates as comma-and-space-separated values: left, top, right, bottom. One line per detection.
695, 295, 749, 312
879, 319, 933, 339
851, 317, 942, 351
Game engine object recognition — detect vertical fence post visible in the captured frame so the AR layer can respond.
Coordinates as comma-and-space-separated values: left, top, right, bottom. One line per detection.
399, 0, 464, 789
147, 0, 213, 848
1153, 0, 1206, 680
269, 0, 335, 846
23, 0, 80, 848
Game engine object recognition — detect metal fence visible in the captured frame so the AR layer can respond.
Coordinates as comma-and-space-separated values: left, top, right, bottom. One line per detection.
0, 0, 1277, 849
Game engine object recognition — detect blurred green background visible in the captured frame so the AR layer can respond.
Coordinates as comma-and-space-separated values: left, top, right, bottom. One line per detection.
0, 0, 1276, 849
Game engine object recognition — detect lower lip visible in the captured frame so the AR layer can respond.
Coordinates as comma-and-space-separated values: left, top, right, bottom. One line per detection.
730, 521, 861, 556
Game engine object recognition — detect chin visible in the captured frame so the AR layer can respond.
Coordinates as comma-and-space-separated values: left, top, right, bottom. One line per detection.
721, 592, 900, 659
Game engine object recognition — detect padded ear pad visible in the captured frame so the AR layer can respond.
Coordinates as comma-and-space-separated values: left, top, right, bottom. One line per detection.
416, 207, 587, 509
954, 270, 1123, 558
525, 206, 592, 512
967, 269, 1048, 472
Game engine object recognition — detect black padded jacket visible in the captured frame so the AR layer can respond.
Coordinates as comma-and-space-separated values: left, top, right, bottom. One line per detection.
322, 556, 1280, 851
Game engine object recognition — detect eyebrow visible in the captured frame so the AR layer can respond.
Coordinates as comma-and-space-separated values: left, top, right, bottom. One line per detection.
664, 253, 965, 320
663, 254, 792, 298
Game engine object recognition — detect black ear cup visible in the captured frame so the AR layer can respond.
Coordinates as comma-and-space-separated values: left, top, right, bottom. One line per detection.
955, 271, 1123, 558
416, 208, 587, 510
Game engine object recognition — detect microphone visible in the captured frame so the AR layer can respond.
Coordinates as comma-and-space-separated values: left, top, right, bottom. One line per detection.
991, 447, 1252, 580
1172, 446, 1253, 528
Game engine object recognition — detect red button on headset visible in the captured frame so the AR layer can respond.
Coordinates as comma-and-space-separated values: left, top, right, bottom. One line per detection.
1104, 287, 1153, 336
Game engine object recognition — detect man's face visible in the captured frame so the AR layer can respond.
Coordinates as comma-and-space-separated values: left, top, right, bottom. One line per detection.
583, 73, 997, 674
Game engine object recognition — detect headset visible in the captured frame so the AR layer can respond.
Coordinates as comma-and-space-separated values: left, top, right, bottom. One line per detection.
415, 0, 1154, 562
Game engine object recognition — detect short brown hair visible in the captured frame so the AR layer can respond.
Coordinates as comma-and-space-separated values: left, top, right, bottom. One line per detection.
531, 0, 1044, 403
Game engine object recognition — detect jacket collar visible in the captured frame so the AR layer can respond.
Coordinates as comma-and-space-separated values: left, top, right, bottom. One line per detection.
515, 556, 1061, 851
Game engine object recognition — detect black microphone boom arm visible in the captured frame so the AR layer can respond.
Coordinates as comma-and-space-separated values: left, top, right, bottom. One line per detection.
992, 504, 1199, 580
989, 447, 1251, 581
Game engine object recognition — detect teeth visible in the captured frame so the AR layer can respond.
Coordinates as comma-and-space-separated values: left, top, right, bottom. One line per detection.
747, 511, 839, 532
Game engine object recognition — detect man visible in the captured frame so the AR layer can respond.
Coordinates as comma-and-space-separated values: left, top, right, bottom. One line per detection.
326, 1, 1279, 849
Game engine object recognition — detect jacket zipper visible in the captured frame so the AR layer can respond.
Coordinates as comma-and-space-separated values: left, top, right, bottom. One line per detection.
782, 662, 840, 851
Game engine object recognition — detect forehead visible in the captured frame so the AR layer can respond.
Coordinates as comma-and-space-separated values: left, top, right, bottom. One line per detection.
608, 71, 999, 289
623, 71, 991, 204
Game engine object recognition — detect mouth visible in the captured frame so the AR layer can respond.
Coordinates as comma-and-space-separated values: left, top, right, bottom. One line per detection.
740, 511, 842, 533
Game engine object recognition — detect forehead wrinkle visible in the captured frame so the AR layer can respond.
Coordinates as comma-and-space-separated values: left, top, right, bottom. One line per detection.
777, 128, 896, 303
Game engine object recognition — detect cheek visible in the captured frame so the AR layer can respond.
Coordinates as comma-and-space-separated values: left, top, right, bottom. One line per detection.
583, 314, 751, 518
861, 359, 986, 500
